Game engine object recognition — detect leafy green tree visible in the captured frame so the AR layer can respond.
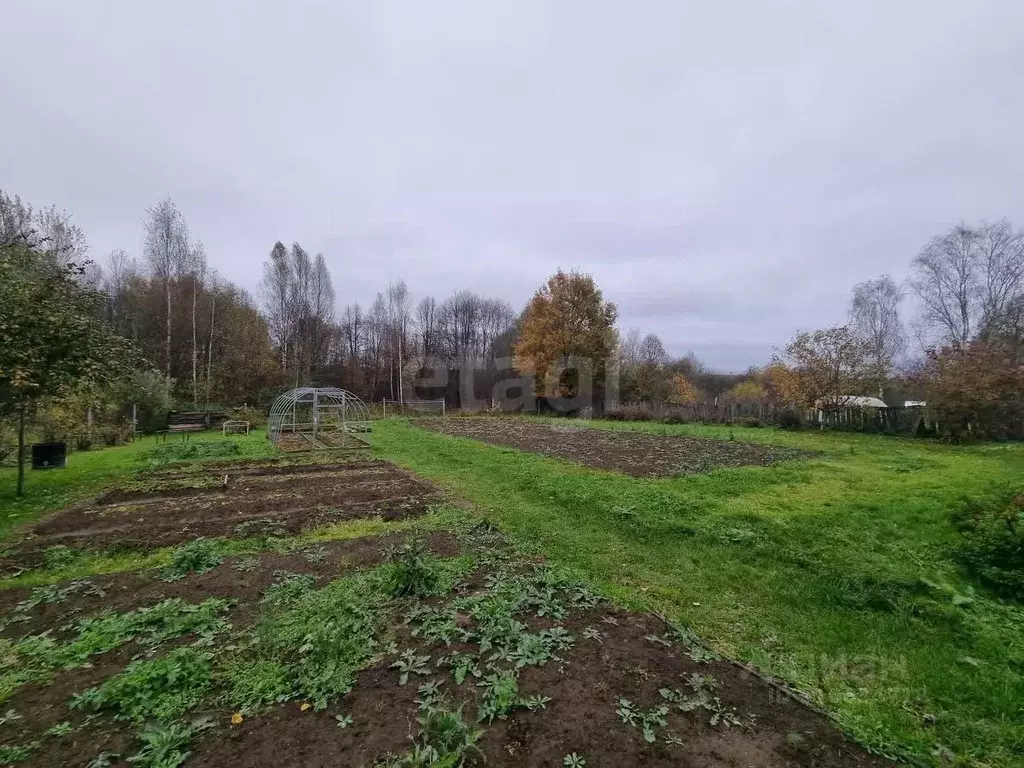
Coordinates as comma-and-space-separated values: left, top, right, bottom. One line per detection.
0, 242, 134, 495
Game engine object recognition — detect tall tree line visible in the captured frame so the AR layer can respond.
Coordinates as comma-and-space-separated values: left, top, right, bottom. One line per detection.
259, 241, 335, 387
97, 197, 276, 406
106, 266, 273, 405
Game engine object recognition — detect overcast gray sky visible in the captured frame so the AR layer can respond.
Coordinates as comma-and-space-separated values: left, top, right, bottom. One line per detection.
3, 2, 1023, 371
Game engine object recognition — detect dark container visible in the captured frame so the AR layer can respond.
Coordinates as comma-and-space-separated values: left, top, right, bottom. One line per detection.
31, 442, 67, 470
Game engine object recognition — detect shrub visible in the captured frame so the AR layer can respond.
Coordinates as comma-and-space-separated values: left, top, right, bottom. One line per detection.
952, 488, 1024, 600
924, 339, 1024, 441
42, 545, 78, 570
384, 539, 441, 598
614, 403, 656, 421
777, 408, 804, 430
144, 440, 244, 467
227, 405, 266, 427
128, 721, 199, 768
221, 659, 293, 714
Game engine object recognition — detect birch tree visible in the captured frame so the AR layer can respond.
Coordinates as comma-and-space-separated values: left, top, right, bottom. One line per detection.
260, 241, 291, 369
387, 280, 410, 402
850, 275, 904, 397
143, 198, 190, 377
911, 220, 1024, 347
187, 241, 207, 403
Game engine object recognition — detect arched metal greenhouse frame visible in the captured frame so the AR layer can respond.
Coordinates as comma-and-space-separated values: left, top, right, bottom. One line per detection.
267, 387, 372, 450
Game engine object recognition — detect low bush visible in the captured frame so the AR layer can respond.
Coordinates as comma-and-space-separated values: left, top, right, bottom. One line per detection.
776, 408, 804, 430
252, 571, 390, 709
607, 403, 656, 421
221, 659, 293, 714
385, 539, 441, 598
227, 405, 267, 427
143, 440, 244, 467
952, 487, 1024, 601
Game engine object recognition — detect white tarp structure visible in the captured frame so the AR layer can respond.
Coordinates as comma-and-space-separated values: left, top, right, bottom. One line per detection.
815, 395, 888, 409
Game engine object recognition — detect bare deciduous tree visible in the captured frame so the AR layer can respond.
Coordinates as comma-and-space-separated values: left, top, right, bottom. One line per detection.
0, 190, 35, 247
850, 275, 904, 397
415, 296, 438, 362
260, 241, 291, 369
637, 333, 667, 368
103, 248, 137, 324
911, 220, 1024, 348
35, 204, 88, 268
187, 240, 207, 403
976, 219, 1024, 334
310, 253, 336, 373
367, 293, 389, 395
439, 290, 482, 364
143, 198, 190, 376
478, 298, 515, 358
387, 280, 411, 402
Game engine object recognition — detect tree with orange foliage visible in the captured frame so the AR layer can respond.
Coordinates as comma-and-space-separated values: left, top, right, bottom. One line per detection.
924, 338, 1024, 440
669, 373, 702, 404
514, 270, 617, 403
772, 326, 871, 408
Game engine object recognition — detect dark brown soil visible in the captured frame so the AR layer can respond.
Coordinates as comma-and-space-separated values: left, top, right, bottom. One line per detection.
138, 452, 373, 479
276, 431, 369, 452
5, 461, 439, 563
417, 418, 811, 477
0, 542, 892, 768
187, 607, 888, 768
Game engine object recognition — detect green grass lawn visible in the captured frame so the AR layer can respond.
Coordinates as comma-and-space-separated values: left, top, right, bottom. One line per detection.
0, 430, 275, 539
369, 417, 1024, 766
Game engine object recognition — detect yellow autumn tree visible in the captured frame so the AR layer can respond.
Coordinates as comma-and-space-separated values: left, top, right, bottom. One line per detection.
514, 270, 618, 399
669, 373, 701, 404
724, 378, 768, 405
771, 326, 871, 407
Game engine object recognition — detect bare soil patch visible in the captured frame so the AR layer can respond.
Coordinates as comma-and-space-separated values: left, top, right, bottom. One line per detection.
417, 418, 811, 477
183, 615, 890, 768
5, 459, 439, 564
185, 584, 886, 768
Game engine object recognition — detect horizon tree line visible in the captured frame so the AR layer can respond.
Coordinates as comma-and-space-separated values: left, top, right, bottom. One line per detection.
2, 188, 1021, 429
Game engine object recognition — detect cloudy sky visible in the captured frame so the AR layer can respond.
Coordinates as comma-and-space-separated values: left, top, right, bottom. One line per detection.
3, 2, 1023, 371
